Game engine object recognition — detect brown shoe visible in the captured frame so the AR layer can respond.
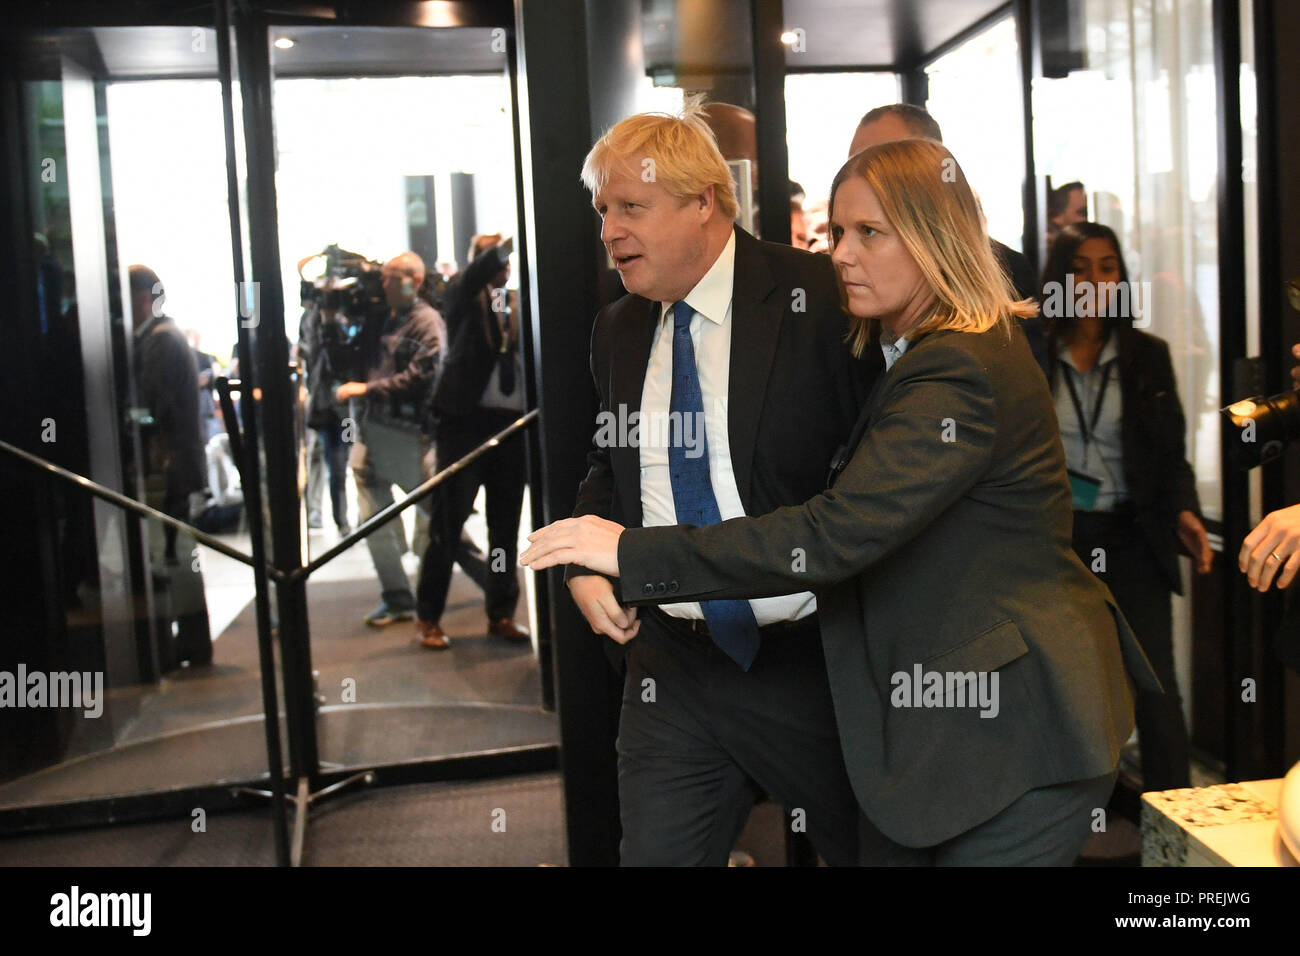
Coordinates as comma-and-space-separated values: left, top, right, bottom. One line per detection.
416, 619, 451, 650
488, 618, 530, 642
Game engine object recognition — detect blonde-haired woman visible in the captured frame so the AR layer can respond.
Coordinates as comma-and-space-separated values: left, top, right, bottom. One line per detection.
522, 139, 1159, 865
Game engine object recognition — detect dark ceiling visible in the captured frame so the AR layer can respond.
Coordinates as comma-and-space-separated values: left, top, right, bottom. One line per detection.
642, 0, 1014, 73
25, 1, 1016, 82
783, 0, 1012, 68
35, 25, 505, 80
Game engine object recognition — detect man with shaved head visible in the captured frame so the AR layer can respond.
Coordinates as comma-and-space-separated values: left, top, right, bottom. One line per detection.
129, 264, 212, 668
335, 251, 446, 627
849, 104, 1038, 305
849, 104, 1044, 367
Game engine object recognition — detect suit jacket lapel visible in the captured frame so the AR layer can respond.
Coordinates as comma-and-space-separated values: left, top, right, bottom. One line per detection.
841, 334, 888, 456
836, 356, 885, 482
726, 228, 782, 513
611, 295, 660, 527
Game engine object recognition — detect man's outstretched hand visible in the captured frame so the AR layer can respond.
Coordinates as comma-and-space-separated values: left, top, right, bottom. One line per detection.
1240, 502, 1300, 591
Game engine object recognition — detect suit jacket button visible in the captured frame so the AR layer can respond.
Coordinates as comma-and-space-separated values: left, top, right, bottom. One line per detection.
642, 583, 655, 596
656, 582, 667, 595
668, 581, 679, 593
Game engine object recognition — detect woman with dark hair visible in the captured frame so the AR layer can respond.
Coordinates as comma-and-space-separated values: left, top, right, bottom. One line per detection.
1038, 221, 1212, 792
523, 140, 1161, 865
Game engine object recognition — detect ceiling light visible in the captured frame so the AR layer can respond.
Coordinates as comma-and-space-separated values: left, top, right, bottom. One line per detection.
274, 37, 295, 50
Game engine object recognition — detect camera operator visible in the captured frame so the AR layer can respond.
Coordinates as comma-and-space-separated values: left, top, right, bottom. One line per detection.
335, 251, 445, 627
297, 283, 352, 537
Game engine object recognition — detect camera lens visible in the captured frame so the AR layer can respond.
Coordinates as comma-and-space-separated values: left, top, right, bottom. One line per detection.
1222, 388, 1300, 469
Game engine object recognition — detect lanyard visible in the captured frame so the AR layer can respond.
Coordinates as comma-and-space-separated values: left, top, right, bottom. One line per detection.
1061, 358, 1114, 450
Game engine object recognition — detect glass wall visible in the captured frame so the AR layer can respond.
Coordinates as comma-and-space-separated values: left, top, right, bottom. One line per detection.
1031, 0, 1223, 743
0, 26, 285, 813
267, 26, 551, 772
784, 71, 900, 202
0, 18, 550, 819
926, 15, 1027, 253
1033, 0, 1221, 521
785, 71, 900, 250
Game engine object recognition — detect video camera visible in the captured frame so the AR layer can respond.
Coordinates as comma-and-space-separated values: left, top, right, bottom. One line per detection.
1222, 388, 1300, 470
299, 244, 388, 326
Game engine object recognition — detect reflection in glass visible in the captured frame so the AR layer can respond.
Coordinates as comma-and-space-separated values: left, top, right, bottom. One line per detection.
1, 27, 281, 815
1031, 0, 1222, 741
926, 16, 1027, 254
1033, 0, 1220, 521
267, 30, 552, 772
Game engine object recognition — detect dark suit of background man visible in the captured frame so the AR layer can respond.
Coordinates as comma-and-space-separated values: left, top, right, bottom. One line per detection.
129, 264, 212, 669
566, 104, 872, 865
418, 235, 530, 650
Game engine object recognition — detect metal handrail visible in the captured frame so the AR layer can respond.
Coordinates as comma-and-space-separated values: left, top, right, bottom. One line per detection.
293, 408, 539, 581
0, 437, 281, 578
0, 407, 540, 583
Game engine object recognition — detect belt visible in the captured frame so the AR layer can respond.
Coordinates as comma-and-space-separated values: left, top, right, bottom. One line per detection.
647, 605, 818, 642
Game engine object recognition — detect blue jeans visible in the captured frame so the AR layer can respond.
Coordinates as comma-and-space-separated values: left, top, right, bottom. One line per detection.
310, 424, 349, 530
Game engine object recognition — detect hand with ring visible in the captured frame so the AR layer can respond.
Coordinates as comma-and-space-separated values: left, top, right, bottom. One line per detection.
1239, 503, 1300, 591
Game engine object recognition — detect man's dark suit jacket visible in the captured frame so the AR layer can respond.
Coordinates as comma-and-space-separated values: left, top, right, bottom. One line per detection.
618, 320, 1160, 847
134, 314, 206, 498
1040, 326, 1202, 595
566, 226, 872, 645
991, 238, 1037, 303
431, 243, 514, 427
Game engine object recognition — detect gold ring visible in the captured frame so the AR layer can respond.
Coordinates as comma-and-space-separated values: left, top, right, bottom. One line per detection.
1270, 551, 1283, 562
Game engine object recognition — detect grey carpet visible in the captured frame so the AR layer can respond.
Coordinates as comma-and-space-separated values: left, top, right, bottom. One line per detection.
0, 573, 555, 810
0, 772, 802, 867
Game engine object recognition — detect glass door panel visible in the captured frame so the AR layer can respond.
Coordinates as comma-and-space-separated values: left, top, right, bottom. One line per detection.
264, 25, 553, 771
0, 24, 286, 818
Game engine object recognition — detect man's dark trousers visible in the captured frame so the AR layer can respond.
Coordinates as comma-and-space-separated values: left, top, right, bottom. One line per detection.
418, 407, 527, 623
617, 607, 860, 866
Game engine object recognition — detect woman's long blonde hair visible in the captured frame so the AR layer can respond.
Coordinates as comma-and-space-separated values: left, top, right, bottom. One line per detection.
829, 138, 1037, 357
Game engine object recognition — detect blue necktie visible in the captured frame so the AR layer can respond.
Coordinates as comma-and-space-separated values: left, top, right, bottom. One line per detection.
668, 300, 761, 670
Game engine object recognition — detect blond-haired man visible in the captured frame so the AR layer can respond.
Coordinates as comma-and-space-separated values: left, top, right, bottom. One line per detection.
561, 100, 874, 865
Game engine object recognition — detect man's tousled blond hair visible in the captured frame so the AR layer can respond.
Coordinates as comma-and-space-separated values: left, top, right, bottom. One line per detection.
829, 138, 1037, 357
581, 94, 739, 221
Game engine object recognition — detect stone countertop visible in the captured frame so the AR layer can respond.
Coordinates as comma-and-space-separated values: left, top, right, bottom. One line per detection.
1141, 779, 1298, 867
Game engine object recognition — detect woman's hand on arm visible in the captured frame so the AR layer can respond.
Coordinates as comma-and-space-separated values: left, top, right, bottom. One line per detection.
520, 515, 625, 577
617, 339, 998, 605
